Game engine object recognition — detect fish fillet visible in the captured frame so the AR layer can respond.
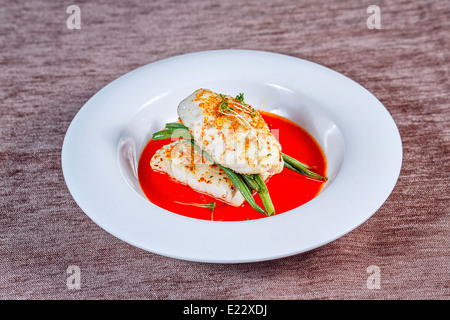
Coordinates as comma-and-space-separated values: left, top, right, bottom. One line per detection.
177, 88, 284, 175
150, 139, 249, 206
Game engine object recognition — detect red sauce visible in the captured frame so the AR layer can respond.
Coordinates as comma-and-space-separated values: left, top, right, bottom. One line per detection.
138, 111, 327, 221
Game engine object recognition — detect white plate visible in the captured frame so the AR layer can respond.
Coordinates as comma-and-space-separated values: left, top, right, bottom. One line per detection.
62, 50, 402, 263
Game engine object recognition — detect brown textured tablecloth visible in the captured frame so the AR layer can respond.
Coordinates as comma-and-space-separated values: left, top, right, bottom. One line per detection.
1, 0, 448, 300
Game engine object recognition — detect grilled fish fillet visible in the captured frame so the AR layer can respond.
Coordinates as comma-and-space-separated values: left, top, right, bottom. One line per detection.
150, 139, 248, 206
177, 88, 284, 175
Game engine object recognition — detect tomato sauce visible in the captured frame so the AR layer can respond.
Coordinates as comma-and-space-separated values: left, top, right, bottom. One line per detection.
137, 111, 327, 221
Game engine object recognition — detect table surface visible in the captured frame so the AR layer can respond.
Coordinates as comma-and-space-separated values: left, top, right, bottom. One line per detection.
1, 0, 448, 300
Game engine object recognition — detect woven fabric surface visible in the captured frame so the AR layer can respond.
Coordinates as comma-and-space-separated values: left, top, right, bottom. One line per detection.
0, 0, 448, 299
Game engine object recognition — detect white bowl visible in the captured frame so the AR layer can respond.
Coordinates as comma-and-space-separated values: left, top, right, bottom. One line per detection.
62, 50, 402, 263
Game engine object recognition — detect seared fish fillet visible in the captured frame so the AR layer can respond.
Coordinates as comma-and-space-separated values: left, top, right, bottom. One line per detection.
177, 88, 284, 175
150, 140, 248, 206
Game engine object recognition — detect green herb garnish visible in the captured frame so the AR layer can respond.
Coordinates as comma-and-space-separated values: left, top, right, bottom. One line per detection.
235, 93, 246, 105
174, 200, 216, 212
218, 94, 231, 115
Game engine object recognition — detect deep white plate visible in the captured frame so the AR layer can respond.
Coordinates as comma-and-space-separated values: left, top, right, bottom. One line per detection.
62, 50, 402, 263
